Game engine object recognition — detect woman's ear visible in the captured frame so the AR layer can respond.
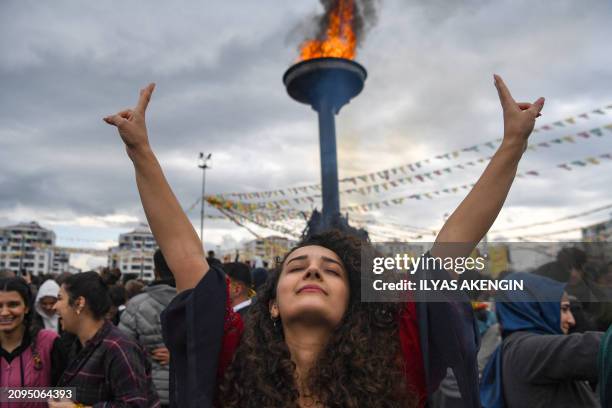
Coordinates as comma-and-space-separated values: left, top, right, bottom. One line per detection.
269, 300, 279, 318
75, 296, 86, 315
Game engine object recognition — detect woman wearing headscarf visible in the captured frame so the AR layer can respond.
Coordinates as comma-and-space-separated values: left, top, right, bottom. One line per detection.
481, 273, 603, 408
33, 279, 60, 333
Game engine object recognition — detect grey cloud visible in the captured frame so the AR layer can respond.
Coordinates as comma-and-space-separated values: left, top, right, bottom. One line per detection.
1, 0, 611, 242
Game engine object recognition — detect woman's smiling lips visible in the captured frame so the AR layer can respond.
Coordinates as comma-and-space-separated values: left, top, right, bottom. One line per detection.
297, 284, 327, 295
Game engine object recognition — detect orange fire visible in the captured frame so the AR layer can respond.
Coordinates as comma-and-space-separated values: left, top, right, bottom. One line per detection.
299, 0, 357, 61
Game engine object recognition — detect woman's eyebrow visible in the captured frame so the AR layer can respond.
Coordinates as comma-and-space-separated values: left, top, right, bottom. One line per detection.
321, 256, 343, 268
286, 254, 308, 265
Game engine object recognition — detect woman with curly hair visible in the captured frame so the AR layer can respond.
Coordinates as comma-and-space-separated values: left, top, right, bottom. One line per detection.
104, 74, 544, 407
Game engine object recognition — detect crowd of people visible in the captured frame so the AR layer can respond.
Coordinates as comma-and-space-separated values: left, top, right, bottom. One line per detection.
1, 244, 609, 407
0, 246, 279, 407
2, 75, 610, 406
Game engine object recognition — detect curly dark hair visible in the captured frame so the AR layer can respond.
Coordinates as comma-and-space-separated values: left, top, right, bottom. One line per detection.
219, 230, 418, 407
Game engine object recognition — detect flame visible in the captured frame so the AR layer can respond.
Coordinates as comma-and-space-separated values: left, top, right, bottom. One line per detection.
299, 0, 357, 61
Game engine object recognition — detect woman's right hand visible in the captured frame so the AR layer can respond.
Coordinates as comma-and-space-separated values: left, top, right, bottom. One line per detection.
104, 83, 155, 157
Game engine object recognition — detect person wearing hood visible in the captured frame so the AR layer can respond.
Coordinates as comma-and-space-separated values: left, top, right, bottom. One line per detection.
480, 272, 603, 408
33, 279, 60, 333
119, 249, 177, 408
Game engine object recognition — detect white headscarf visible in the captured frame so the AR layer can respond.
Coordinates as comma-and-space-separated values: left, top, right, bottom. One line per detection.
34, 279, 60, 332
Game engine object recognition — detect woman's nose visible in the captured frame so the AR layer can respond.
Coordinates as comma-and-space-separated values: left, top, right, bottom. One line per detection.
304, 267, 322, 280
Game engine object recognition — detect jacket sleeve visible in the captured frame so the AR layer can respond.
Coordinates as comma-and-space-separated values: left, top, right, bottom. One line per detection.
504, 331, 602, 384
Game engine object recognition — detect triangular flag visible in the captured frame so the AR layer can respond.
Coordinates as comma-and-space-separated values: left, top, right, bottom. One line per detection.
565, 118, 576, 125
558, 164, 572, 171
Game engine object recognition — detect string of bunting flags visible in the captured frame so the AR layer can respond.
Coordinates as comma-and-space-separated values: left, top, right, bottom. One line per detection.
491, 202, 612, 233
214, 104, 612, 200
204, 150, 612, 215
208, 123, 612, 207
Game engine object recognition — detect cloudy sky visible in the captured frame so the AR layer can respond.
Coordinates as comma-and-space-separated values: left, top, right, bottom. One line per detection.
1, 0, 611, 268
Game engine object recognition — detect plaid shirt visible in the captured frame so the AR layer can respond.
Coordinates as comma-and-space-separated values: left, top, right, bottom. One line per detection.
58, 320, 160, 407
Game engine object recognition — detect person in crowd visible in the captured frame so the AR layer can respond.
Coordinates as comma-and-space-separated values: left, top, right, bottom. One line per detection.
107, 284, 127, 325
125, 279, 146, 300
51, 271, 159, 407
0, 269, 16, 279
33, 278, 60, 333
251, 267, 268, 291
55, 272, 73, 286
534, 259, 600, 332
480, 273, 603, 408
597, 262, 612, 288
557, 247, 587, 286
104, 75, 544, 407
223, 262, 254, 317
0, 277, 67, 407
119, 249, 177, 408
100, 267, 122, 287
206, 250, 221, 267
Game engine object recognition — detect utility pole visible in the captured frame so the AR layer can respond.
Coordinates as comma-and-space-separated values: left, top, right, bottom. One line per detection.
198, 153, 212, 244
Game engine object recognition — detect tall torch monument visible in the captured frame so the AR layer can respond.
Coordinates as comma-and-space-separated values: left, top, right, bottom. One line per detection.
283, 57, 366, 236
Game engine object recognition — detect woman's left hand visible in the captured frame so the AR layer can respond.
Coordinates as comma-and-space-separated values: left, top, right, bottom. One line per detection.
494, 74, 545, 150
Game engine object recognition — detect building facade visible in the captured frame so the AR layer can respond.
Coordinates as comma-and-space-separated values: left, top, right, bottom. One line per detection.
108, 226, 158, 281
239, 235, 296, 266
0, 221, 71, 276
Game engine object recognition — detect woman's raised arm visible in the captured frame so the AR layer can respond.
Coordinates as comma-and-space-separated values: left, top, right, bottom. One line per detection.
104, 84, 208, 292
431, 75, 545, 259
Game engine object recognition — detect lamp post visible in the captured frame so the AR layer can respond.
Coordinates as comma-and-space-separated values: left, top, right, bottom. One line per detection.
198, 153, 212, 243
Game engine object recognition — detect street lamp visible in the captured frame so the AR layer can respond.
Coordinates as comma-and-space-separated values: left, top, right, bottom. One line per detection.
198, 153, 212, 243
